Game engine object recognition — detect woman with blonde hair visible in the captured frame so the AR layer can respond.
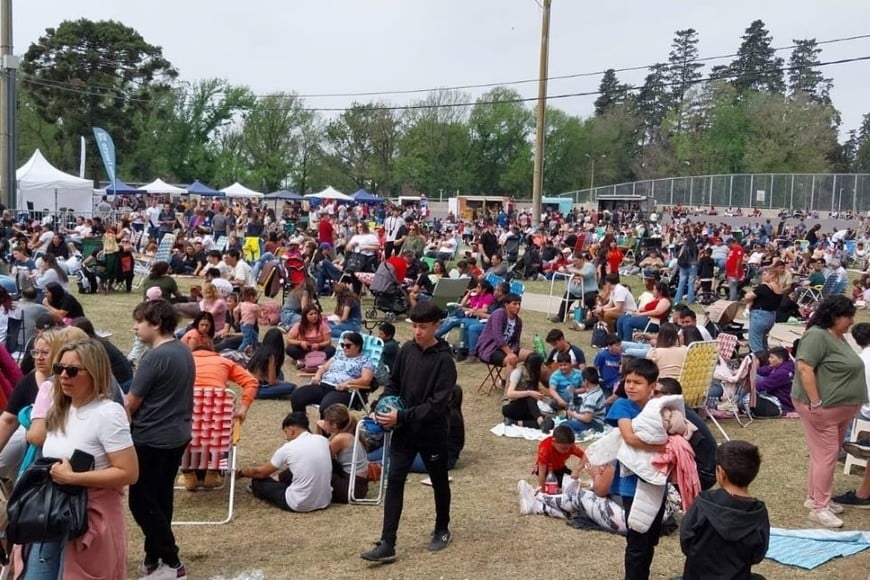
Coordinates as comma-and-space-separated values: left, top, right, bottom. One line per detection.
318, 403, 368, 503
13, 338, 138, 579
199, 281, 228, 333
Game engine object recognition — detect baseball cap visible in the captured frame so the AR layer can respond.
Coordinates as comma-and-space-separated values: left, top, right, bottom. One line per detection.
34, 312, 57, 331
561, 247, 572, 255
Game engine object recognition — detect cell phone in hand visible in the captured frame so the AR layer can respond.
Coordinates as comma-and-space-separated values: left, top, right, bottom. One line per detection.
69, 449, 95, 473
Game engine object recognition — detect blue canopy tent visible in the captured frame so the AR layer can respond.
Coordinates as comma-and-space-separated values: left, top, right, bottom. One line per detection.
105, 179, 146, 195
187, 179, 222, 197
265, 189, 304, 200
351, 189, 384, 204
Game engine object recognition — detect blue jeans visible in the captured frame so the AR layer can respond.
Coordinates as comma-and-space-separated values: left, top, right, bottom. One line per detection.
24, 541, 65, 580
617, 314, 658, 342
328, 318, 362, 338
466, 319, 485, 354
316, 260, 342, 294
564, 418, 602, 435
436, 316, 465, 340
280, 307, 301, 328
748, 309, 776, 353
238, 323, 258, 352
621, 341, 651, 358
673, 263, 697, 305
256, 382, 297, 399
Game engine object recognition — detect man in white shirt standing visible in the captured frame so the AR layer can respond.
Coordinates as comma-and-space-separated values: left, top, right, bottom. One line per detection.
145, 199, 161, 242
383, 207, 406, 258
239, 411, 332, 512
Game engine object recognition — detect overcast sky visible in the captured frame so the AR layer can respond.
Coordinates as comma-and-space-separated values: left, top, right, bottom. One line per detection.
13, 0, 870, 138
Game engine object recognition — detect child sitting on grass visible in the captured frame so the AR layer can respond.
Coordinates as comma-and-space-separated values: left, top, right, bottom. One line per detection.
679, 440, 770, 580
564, 367, 606, 435
548, 352, 583, 411
532, 424, 586, 492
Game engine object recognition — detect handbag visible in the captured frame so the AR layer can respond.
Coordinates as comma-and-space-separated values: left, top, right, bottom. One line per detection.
343, 252, 369, 273
303, 350, 327, 373
6, 456, 90, 545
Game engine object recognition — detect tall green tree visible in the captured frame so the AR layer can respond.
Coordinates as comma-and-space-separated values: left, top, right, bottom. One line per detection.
854, 114, 870, 172
467, 87, 533, 195
21, 19, 177, 183
667, 28, 704, 132
325, 103, 400, 195
637, 63, 672, 145
594, 69, 632, 116
163, 79, 255, 183
541, 108, 589, 195
728, 20, 785, 94
788, 38, 832, 104
16, 86, 63, 166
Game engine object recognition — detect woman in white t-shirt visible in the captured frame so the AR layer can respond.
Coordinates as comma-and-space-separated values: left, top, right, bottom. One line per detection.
14, 338, 138, 579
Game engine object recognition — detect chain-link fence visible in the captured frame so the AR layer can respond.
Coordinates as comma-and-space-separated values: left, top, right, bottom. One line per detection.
558, 174, 870, 214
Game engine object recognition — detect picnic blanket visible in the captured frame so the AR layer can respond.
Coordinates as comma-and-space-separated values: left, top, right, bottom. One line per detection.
490, 423, 610, 442
765, 527, 870, 570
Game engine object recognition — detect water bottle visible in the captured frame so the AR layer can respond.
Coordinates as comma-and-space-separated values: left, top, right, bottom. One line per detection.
544, 464, 559, 495
533, 334, 546, 357
573, 305, 584, 323
458, 322, 466, 350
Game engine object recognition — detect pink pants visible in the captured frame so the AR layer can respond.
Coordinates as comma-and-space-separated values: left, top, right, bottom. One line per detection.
793, 399, 861, 509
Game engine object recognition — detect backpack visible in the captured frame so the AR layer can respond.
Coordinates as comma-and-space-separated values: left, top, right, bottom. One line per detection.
261, 262, 286, 299
590, 322, 609, 349
258, 300, 281, 326
303, 350, 327, 373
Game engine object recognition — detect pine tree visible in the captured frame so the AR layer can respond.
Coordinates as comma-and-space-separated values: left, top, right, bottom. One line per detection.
667, 29, 704, 108
729, 19, 785, 94
855, 114, 870, 172
637, 63, 672, 144
594, 69, 631, 115
788, 38, 832, 104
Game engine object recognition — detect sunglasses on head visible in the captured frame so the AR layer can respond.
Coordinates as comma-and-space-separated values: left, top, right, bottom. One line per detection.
53, 363, 87, 378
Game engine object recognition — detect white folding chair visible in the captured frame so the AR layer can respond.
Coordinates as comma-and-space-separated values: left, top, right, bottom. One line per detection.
844, 417, 870, 475
172, 387, 240, 525
349, 421, 391, 506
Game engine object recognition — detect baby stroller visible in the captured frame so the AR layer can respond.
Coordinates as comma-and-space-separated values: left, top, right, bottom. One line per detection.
701, 300, 746, 346
365, 260, 409, 325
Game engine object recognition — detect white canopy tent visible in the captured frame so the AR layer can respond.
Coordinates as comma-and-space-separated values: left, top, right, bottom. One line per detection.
16, 150, 94, 214
305, 186, 352, 201
140, 177, 187, 195
220, 182, 263, 199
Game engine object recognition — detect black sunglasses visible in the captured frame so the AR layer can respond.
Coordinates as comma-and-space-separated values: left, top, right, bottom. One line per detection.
340, 342, 354, 349
53, 363, 88, 378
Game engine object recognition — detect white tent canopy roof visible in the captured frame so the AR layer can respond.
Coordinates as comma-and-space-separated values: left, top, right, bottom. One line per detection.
220, 182, 263, 198
140, 177, 187, 194
305, 186, 352, 200
16, 149, 94, 213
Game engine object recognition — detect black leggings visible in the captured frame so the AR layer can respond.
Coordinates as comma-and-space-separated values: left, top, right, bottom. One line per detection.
502, 398, 541, 423
286, 345, 336, 361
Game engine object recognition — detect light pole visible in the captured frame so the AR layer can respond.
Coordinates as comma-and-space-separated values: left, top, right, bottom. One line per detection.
531, 0, 552, 226
0, 0, 15, 211
586, 153, 606, 190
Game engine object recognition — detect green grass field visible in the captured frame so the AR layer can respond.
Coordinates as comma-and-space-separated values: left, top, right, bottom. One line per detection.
76, 281, 870, 580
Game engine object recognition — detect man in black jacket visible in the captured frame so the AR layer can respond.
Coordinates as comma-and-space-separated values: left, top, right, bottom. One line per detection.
362, 301, 458, 563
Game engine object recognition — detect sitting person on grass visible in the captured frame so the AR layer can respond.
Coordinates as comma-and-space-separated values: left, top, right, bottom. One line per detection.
548, 352, 583, 412
377, 322, 401, 377
540, 328, 586, 387
317, 404, 369, 504
564, 367, 606, 436
531, 424, 587, 492
501, 354, 554, 432
249, 328, 298, 399
594, 334, 623, 396
680, 440, 769, 580
284, 304, 335, 368
238, 411, 332, 512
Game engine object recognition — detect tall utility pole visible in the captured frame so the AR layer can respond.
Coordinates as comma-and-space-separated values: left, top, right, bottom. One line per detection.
0, 0, 15, 211
531, 0, 551, 226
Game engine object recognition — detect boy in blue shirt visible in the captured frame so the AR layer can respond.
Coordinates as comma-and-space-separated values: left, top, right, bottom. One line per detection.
565, 367, 606, 434
594, 334, 623, 395
548, 352, 583, 410
606, 357, 665, 580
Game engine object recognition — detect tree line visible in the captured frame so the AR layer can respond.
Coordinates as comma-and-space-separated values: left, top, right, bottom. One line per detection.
16, 18, 870, 197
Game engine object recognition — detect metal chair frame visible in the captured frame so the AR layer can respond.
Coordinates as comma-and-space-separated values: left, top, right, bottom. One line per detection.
349, 422, 392, 505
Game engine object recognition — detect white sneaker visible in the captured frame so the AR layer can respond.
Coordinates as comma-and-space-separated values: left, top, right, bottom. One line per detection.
804, 498, 844, 514
137, 560, 160, 577
808, 507, 843, 528
517, 480, 540, 515
141, 563, 187, 580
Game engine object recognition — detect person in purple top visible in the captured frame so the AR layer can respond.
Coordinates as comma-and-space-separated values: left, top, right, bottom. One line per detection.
473, 294, 533, 378
752, 346, 795, 416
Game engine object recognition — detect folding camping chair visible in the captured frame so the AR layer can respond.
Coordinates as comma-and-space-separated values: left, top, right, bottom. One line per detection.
430, 277, 474, 310
172, 387, 240, 525
133, 233, 176, 289
844, 417, 870, 475
349, 422, 392, 505
344, 331, 384, 412
677, 340, 728, 440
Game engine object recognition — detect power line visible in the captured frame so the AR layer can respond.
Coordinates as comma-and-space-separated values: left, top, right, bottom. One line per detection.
18, 31, 870, 104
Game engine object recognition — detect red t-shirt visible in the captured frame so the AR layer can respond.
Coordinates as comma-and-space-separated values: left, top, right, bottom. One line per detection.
318, 220, 334, 245
607, 249, 624, 273
725, 245, 745, 278
536, 436, 585, 471
386, 256, 407, 283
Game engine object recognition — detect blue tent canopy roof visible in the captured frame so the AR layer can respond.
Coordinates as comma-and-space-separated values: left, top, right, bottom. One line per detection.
265, 189, 304, 200
187, 179, 221, 196
105, 179, 146, 194
351, 188, 383, 203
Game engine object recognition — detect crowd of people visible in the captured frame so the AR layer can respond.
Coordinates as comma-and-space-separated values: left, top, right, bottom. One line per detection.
0, 194, 868, 578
